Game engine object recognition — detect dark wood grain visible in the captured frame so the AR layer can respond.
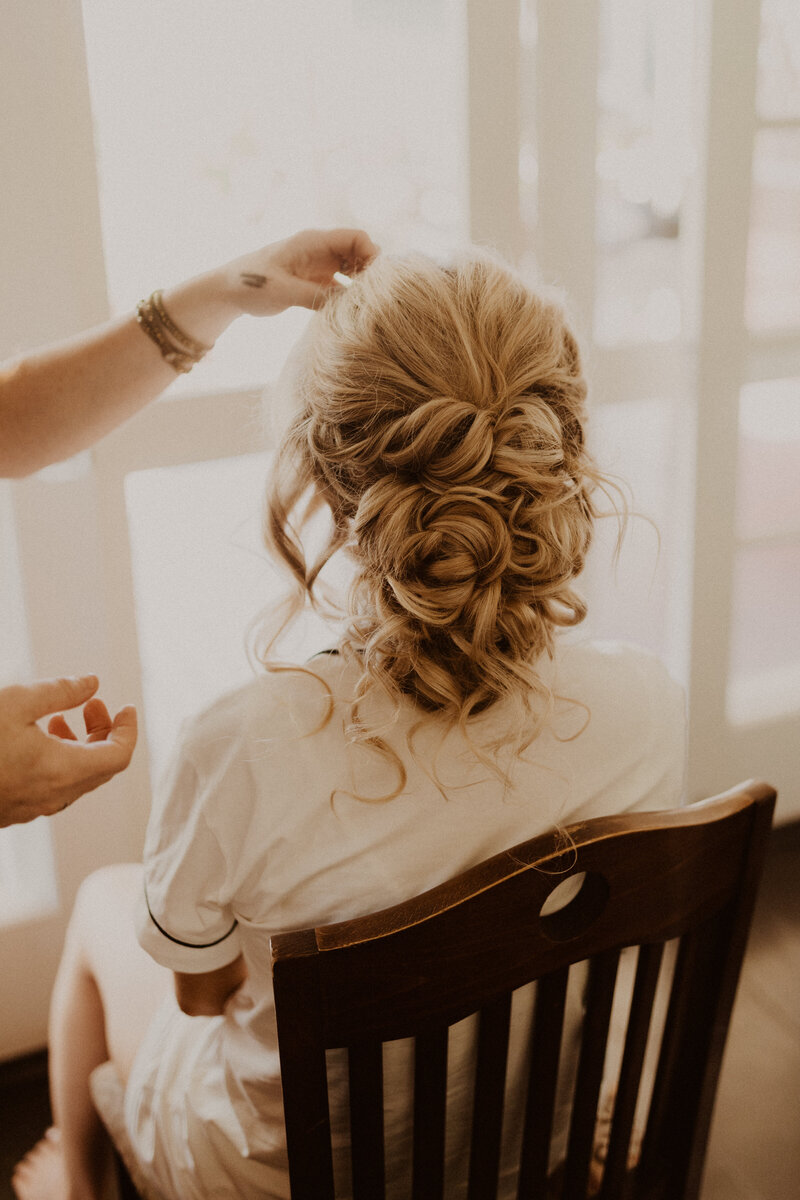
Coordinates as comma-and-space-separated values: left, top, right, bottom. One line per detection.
271, 932, 336, 1198
598, 942, 664, 1198
347, 1039, 385, 1199
467, 992, 513, 1200
412, 1027, 449, 1200
561, 949, 620, 1199
517, 968, 569, 1199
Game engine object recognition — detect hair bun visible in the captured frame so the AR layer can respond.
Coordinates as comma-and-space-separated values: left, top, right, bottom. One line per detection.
264, 249, 618, 770
356, 482, 512, 629
378, 397, 495, 487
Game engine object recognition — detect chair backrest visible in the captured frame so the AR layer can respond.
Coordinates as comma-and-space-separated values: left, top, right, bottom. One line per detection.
271, 781, 775, 1200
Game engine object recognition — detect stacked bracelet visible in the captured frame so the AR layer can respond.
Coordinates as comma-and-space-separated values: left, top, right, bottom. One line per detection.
136, 290, 212, 374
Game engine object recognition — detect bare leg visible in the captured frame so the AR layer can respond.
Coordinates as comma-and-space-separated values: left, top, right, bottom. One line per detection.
13, 864, 171, 1200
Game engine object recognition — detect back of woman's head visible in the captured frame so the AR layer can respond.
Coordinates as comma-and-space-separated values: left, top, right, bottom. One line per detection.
264, 250, 609, 763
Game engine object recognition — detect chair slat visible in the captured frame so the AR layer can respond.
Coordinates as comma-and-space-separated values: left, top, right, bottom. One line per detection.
348, 1040, 386, 1200
637, 921, 717, 1194
560, 948, 621, 1200
280, 1046, 335, 1200
467, 991, 513, 1200
598, 942, 664, 1198
273, 946, 336, 1200
635, 919, 726, 1199
516, 967, 569, 1200
412, 1026, 449, 1200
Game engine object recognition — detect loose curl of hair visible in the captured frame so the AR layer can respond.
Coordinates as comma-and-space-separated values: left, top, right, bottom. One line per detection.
260, 251, 619, 800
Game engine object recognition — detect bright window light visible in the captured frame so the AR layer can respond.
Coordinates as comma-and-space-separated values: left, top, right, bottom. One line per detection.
80, 0, 469, 393
728, 541, 800, 724
736, 378, 800, 542
125, 452, 350, 784
0, 483, 59, 926
593, 0, 696, 346
747, 129, 800, 333
757, 0, 800, 121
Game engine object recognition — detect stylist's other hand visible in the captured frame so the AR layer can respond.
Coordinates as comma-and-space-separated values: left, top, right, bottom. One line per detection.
226, 228, 379, 317
0, 675, 137, 826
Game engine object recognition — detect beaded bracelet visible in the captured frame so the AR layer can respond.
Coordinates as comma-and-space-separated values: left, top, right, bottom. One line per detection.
136, 292, 211, 374
150, 290, 211, 358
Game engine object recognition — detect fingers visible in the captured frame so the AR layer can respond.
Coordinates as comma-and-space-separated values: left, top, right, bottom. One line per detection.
47, 714, 78, 741
107, 705, 138, 761
47, 699, 131, 751
289, 228, 380, 311
325, 228, 380, 271
77, 704, 137, 767
83, 697, 113, 742
21, 674, 99, 721
230, 228, 379, 318
74, 704, 137, 784
286, 227, 380, 277
291, 277, 332, 312
49, 705, 138, 805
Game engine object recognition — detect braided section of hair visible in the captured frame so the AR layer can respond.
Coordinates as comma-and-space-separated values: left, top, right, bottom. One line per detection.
262, 251, 614, 787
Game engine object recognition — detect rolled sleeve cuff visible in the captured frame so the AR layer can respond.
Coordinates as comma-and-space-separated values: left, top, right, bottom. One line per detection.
135, 886, 243, 974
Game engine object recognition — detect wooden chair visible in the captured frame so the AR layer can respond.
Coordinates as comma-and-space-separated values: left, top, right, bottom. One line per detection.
271, 781, 776, 1200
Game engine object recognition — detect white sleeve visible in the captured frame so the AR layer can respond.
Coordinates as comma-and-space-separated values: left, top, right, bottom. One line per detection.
135, 738, 243, 974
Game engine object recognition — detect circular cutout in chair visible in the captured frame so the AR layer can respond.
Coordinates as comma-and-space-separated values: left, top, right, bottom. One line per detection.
538, 870, 610, 942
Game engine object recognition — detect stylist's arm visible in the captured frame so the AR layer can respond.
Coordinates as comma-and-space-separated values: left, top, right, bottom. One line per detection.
0, 675, 137, 826
0, 228, 378, 477
0, 228, 378, 827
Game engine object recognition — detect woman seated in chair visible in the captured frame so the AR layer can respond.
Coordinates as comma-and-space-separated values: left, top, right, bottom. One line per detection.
14, 246, 685, 1200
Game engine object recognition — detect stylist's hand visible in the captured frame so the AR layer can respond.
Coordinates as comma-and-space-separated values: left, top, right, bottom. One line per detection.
159, 228, 379, 354
224, 228, 379, 317
0, 676, 137, 826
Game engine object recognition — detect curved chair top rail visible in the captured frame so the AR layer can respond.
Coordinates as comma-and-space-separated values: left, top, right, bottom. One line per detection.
270, 781, 776, 1045
272, 780, 775, 958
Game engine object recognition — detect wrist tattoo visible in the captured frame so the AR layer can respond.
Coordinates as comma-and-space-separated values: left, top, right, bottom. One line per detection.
240, 272, 269, 288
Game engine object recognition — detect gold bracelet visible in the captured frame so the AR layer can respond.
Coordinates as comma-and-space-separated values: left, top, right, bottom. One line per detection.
150, 290, 211, 358
136, 298, 199, 374
136, 293, 211, 374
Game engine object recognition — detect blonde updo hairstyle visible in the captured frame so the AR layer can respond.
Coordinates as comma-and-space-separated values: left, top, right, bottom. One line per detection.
263, 251, 614, 795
